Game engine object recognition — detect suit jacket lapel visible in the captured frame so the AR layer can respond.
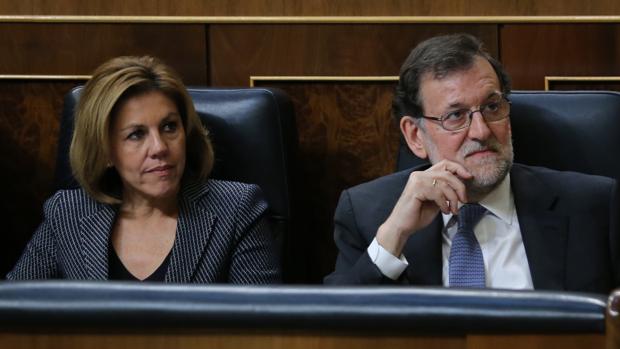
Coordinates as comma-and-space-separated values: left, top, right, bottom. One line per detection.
79, 204, 116, 280
166, 181, 217, 283
511, 164, 568, 290
403, 214, 444, 285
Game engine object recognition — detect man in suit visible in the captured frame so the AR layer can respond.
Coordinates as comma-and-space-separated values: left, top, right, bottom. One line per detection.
324, 33, 620, 294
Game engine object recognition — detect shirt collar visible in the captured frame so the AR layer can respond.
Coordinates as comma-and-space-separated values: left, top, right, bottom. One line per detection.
442, 173, 514, 227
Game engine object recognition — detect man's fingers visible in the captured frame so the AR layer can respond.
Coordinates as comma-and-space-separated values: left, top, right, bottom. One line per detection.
440, 184, 460, 215
435, 160, 473, 179
431, 171, 468, 204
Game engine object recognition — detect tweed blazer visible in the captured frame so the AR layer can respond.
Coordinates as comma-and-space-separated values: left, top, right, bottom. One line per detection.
7, 180, 281, 284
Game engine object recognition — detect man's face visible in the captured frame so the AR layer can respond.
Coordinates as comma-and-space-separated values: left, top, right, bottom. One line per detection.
416, 56, 513, 197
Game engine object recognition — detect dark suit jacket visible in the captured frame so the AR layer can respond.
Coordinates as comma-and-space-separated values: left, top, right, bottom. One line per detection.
324, 163, 620, 294
7, 180, 281, 284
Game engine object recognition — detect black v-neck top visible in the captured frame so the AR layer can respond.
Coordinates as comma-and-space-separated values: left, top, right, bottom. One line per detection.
108, 245, 172, 282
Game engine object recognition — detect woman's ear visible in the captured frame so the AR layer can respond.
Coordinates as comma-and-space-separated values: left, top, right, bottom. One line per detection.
400, 116, 428, 159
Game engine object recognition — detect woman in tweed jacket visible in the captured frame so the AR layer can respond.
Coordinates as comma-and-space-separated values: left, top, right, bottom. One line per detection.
7, 56, 280, 283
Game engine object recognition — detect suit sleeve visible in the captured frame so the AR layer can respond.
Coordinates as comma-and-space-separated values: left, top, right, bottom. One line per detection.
228, 184, 281, 284
324, 190, 399, 285
6, 194, 59, 280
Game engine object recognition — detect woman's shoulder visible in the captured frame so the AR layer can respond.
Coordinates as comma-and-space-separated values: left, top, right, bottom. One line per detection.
185, 179, 266, 211
44, 187, 105, 215
206, 179, 261, 195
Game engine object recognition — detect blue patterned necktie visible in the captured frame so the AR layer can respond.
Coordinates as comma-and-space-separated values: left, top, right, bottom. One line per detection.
449, 203, 487, 288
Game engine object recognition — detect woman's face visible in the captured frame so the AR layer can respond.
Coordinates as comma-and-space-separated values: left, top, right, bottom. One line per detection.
109, 91, 186, 203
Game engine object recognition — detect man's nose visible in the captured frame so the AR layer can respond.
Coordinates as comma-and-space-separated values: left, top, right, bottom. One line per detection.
467, 111, 492, 140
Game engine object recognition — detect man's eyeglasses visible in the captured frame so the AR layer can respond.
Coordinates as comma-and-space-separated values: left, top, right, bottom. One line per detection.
420, 94, 511, 131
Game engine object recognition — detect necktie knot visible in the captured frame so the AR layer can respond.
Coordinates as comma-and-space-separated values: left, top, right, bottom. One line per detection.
457, 203, 487, 232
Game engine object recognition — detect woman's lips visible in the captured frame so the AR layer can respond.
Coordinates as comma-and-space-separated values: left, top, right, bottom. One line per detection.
146, 164, 174, 174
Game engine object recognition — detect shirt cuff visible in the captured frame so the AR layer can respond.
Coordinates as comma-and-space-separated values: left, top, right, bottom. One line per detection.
367, 237, 409, 280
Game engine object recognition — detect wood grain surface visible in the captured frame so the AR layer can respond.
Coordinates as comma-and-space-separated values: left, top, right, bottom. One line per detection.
2, 0, 620, 16
0, 80, 80, 277
0, 23, 208, 85
501, 24, 620, 90
254, 80, 399, 282
209, 24, 498, 86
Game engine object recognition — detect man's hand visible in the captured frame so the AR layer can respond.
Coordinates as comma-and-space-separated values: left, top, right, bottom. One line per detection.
376, 160, 472, 256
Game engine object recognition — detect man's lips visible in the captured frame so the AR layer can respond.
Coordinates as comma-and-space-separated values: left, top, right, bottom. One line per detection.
465, 149, 495, 158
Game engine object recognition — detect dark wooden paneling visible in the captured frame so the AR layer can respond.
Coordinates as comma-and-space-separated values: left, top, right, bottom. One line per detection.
501, 24, 620, 90
210, 24, 498, 86
254, 81, 399, 282
0, 23, 208, 85
0, 80, 81, 277
2, 0, 620, 16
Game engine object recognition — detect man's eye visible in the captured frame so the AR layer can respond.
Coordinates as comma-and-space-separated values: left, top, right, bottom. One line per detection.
444, 110, 468, 121
484, 102, 500, 112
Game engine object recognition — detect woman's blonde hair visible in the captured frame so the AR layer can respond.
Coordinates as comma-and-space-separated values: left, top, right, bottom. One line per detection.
69, 56, 214, 204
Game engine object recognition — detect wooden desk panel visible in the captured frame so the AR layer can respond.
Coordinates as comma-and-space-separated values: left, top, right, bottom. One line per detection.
0, 332, 605, 349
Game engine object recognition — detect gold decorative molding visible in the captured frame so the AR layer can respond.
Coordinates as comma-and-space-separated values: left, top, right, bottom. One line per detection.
250, 76, 398, 87
3, 15, 620, 24
0, 74, 90, 80
544, 76, 620, 90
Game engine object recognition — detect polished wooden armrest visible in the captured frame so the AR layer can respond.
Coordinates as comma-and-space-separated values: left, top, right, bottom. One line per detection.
607, 288, 620, 349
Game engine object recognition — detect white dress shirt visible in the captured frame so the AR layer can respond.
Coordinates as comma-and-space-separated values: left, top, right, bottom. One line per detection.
368, 174, 534, 289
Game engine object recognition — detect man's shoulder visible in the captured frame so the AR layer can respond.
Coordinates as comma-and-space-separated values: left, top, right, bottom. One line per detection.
511, 163, 616, 210
512, 163, 615, 188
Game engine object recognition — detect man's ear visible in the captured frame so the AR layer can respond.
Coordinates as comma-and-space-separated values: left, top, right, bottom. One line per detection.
400, 116, 428, 159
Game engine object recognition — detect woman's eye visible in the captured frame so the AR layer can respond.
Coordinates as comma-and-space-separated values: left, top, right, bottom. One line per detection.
127, 129, 144, 140
163, 121, 178, 133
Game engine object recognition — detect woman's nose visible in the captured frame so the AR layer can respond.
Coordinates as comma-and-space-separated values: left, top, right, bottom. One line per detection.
149, 132, 169, 157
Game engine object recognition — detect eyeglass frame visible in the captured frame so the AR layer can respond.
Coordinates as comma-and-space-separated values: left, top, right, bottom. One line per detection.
418, 93, 512, 131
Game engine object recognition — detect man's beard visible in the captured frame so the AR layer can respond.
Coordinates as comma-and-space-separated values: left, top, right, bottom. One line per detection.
425, 136, 514, 202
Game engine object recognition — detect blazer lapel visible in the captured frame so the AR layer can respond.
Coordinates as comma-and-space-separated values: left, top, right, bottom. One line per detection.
511, 164, 568, 290
166, 182, 217, 283
402, 214, 444, 285
79, 205, 116, 280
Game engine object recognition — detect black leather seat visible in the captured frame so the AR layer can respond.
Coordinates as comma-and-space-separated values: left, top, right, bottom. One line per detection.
396, 90, 620, 182
54, 86, 297, 266
0, 281, 606, 333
